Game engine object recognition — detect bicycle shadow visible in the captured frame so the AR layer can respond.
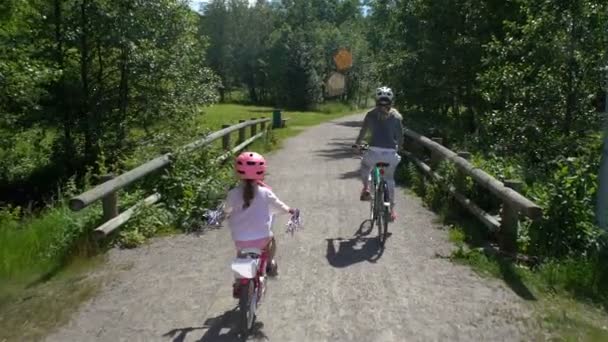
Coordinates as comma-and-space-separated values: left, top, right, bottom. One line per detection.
325, 221, 388, 268
164, 307, 267, 342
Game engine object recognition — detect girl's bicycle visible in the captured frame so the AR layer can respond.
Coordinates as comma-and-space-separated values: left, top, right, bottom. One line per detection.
230, 209, 302, 337
353, 144, 391, 246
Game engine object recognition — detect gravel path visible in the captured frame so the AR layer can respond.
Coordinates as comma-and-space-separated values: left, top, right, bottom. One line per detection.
46, 114, 533, 342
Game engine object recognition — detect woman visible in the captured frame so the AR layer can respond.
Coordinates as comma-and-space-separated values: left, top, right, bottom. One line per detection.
354, 86, 404, 221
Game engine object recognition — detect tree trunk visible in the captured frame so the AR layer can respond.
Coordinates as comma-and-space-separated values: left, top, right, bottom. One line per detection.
80, 0, 95, 165
563, 16, 577, 137
117, 44, 129, 151
54, 0, 75, 169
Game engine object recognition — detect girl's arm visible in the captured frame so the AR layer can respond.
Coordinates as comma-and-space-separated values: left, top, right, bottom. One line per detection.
223, 191, 236, 218
265, 188, 291, 214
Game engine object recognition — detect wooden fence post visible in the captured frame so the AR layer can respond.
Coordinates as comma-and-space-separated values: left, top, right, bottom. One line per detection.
100, 174, 118, 223
430, 137, 443, 169
260, 118, 267, 131
238, 120, 246, 144
250, 118, 257, 137
456, 151, 471, 192
499, 180, 523, 254
222, 124, 231, 150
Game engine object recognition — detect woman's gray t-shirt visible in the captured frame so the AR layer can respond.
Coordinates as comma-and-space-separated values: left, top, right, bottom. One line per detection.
355, 108, 404, 149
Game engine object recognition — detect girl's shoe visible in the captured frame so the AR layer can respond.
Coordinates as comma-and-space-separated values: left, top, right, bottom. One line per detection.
266, 259, 278, 277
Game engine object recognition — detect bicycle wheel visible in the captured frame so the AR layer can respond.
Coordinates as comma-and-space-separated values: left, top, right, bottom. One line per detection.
377, 181, 389, 246
238, 280, 256, 336
376, 186, 384, 244
368, 172, 377, 227
381, 181, 390, 245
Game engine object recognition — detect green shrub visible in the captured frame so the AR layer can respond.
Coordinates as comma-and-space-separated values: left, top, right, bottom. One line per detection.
527, 156, 601, 259
316, 101, 354, 114
117, 205, 173, 249
156, 148, 234, 231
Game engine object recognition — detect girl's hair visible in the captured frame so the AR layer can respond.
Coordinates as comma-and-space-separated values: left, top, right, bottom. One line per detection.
242, 180, 256, 209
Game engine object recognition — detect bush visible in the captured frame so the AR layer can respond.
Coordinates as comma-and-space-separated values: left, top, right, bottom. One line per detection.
117, 205, 174, 249
156, 148, 235, 232
526, 155, 601, 259
316, 101, 354, 114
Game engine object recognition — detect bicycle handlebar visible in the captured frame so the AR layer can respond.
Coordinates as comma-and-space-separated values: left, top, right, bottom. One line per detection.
203, 203, 225, 226
286, 209, 303, 236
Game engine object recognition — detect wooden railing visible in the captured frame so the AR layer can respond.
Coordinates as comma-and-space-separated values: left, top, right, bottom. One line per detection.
70, 117, 271, 239
401, 127, 542, 254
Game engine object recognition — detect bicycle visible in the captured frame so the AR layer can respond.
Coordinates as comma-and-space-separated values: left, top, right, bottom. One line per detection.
230, 209, 302, 337
353, 144, 391, 246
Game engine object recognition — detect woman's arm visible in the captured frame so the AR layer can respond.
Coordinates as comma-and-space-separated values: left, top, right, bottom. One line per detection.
392, 109, 405, 149
355, 112, 371, 145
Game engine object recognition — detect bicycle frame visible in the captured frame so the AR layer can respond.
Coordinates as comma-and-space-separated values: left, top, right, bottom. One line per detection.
367, 159, 391, 246
231, 247, 268, 337
370, 166, 390, 214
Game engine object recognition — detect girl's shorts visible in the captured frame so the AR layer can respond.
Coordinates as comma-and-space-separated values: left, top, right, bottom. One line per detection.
234, 237, 271, 250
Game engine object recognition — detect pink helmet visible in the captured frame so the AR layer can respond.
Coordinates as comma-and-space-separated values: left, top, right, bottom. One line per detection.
235, 152, 266, 180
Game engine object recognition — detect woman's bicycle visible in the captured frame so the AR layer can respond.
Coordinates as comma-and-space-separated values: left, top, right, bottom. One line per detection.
230, 209, 302, 337
353, 144, 391, 246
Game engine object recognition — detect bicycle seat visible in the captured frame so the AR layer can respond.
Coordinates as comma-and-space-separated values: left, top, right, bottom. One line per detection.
238, 248, 263, 257
376, 162, 390, 167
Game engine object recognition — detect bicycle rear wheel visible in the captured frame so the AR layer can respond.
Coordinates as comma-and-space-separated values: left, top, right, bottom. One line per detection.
238, 280, 256, 337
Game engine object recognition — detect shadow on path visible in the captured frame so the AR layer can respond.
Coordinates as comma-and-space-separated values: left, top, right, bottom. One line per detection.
164, 307, 267, 342
326, 221, 388, 267
334, 120, 363, 128
496, 258, 537, 301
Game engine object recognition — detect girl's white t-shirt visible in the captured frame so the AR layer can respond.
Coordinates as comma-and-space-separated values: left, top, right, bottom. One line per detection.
225, 184, 290, 242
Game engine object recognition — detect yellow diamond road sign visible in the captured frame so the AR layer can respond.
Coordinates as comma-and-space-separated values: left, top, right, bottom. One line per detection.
333, 48, 352, 72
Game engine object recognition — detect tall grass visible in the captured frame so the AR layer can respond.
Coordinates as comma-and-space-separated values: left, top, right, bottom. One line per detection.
0, 203, 99, 280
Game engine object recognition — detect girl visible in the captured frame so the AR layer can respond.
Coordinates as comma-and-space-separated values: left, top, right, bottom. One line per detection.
224, 151, 294, 277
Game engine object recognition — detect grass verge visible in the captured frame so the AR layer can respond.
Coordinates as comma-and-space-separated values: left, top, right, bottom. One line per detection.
446, 220, 608, 340
0, 257, 103, 341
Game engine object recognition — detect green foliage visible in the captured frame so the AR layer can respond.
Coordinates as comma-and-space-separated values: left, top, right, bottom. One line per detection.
526, 152, 602, 258
316, 101, 354, 114
478, 0, 607, 165
0, 202, 99, 279
201, 0, 372, 108
1, 0, 219, 207
157, 149, 234, 231
118, 205, 173, 248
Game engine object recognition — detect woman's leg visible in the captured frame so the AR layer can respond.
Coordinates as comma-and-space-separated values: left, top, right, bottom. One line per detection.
383, 152, 401, 220
359, 150, 375, 200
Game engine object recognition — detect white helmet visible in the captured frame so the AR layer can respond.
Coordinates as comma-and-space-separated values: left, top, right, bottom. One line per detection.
375, 86, 393, 104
